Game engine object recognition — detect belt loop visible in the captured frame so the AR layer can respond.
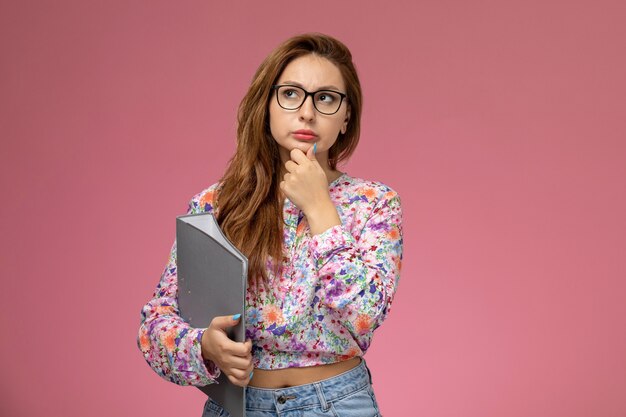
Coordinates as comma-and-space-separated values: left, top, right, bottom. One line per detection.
363, 359, 373, 385
314, 383, 330, 412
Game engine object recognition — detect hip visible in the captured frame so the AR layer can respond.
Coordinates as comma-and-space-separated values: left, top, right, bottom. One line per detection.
202, 359, 381, 417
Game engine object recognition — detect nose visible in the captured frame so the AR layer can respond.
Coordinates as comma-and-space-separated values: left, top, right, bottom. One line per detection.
298, 95, 316, 122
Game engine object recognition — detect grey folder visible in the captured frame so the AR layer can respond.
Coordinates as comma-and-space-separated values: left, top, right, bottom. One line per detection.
176, 212, 248, 417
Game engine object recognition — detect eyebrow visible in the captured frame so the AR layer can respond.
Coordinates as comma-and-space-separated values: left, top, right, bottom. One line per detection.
279, 80, 343, 91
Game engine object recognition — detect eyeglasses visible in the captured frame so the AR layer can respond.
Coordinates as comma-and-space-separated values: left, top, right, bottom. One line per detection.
271, 85, 347, 115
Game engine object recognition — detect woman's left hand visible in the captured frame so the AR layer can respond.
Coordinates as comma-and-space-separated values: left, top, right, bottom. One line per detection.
280, 145, 341, 235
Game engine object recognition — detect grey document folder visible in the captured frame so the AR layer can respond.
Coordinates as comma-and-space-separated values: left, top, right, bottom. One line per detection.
176, 212, 248, 417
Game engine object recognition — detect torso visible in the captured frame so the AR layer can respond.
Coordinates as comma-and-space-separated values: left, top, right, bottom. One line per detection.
247, 170, 361, 387
248, 357, 361, 388
190, 174, 402, 373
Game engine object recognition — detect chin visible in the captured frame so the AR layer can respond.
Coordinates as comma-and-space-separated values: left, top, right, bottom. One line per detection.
290, 141, 314, 151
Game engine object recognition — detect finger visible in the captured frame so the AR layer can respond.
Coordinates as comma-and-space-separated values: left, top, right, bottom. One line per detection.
225, 357, 254, 387
290, 148, 309, 164
224, 354, 252, 370
232, 340, 253, 357
222, 360, 252, 377
284, 160, 298, 173
228, 367, 251, 381
246, 360, 255, 377
306, 143, 317, 160
226, 340, 253, 357
227, 373, 248, 387
210, 314, 241, 331
208, 333, 243, 359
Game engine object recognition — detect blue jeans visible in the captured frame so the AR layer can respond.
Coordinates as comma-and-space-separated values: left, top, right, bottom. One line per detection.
202, 359, 381, 417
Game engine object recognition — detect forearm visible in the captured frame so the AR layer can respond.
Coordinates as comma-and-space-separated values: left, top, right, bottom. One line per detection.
137, 187, 223, 386
309, 193, 403, 343
138, 305, 218, 386
137, 243, 220, 386
312, 225, 400, 328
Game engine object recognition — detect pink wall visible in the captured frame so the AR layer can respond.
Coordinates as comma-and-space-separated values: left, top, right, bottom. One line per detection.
1, 1, 625, 416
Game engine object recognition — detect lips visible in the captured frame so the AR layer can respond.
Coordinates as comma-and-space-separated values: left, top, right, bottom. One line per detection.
292, 129, 318, 141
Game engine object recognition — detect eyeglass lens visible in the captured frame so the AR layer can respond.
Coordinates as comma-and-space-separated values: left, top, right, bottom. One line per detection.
275, 86, 343, 115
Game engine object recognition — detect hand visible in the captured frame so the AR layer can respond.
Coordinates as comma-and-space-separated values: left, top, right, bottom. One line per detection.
280, 145, 331, 214
280, 145, 342, 235
201, 314, 253, 387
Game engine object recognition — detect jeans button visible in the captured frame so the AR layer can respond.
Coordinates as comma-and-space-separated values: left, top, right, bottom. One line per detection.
277, 395, 287, 404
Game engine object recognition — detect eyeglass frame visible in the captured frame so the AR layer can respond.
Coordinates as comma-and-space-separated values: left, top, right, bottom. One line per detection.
271, 84, 348, 115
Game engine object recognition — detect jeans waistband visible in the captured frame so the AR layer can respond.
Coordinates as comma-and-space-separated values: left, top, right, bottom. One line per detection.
245, 359, 372, 412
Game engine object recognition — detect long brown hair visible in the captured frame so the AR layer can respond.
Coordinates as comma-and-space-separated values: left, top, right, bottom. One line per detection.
215, 33, 363, 283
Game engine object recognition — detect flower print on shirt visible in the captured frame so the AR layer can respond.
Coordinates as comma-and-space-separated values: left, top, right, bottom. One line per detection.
247, 308, 261, 326
138, 174, 403, 386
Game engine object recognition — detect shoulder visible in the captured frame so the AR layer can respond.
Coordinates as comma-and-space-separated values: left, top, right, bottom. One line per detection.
187, 183, 222, 214
331, 174, 402, 233
332, 174, 401, 208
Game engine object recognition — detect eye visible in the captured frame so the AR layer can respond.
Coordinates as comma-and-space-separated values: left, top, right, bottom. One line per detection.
281, 88, 301, 100
316, 92, 337, 104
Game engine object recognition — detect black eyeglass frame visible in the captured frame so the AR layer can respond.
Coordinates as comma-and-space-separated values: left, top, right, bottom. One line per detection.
271, 84, 348, 115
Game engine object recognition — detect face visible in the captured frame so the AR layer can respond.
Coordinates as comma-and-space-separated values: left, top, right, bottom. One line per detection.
269, 54, 350, 165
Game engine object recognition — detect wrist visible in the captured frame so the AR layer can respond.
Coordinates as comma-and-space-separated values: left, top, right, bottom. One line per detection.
305, 200, 341, 236
200, 328, 213, 363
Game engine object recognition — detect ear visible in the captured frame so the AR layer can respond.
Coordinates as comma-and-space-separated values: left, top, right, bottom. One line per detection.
341, 105, 351, 134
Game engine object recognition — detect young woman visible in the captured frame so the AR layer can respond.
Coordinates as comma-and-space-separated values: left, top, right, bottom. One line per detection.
138, 33, 403, 417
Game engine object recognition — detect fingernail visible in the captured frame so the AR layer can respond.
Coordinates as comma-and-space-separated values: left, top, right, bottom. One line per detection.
232, 314, 241, 321
249, 371, 254, 380
313, 143, 317, 154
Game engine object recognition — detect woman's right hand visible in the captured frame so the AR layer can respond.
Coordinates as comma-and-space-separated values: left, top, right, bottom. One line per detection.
201, 314, 253, 387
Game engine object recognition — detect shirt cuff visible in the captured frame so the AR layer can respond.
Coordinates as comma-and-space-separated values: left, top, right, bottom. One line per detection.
191, 328, 221, 383
310, 224, 355, 269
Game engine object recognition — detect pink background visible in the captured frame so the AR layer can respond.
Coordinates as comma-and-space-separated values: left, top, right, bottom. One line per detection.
1, 1, 625, 416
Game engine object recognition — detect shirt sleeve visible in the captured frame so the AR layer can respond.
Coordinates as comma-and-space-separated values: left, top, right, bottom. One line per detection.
137, 188, 220, 386
309, 190, 403, 351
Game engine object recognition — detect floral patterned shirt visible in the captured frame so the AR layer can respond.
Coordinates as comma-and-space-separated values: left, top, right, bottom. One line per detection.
138, 173, 403, 386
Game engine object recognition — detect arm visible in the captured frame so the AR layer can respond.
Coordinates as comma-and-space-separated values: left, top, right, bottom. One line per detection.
309, 190, 403, 351
137, 241, 220, 386
137, 188, 220, 386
